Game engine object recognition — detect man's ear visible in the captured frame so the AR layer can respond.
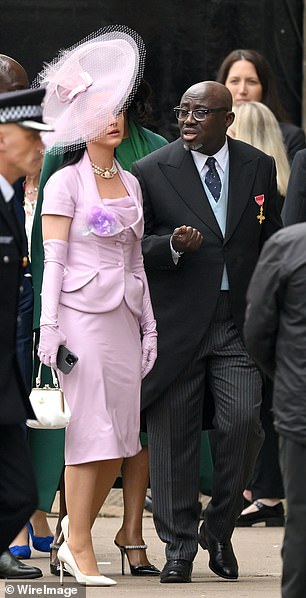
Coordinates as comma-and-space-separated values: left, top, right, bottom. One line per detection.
225, 111, 235, 130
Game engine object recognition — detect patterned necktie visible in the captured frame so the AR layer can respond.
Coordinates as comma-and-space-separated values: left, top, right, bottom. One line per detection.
205, 156, 221, 202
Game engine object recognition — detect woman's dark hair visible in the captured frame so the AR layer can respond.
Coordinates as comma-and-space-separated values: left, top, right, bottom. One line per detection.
61, 144, 86, 168
216, 49, 290, 123
127, 78, 156, 127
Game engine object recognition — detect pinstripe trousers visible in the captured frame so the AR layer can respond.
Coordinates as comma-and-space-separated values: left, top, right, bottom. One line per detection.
146, 292, 264, 561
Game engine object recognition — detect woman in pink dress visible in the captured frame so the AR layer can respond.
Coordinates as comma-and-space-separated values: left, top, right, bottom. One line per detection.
37, 27, 157, 587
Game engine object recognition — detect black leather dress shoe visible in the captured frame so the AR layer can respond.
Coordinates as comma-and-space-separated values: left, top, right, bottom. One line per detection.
0, 551, 43, 579
160, 559, 193, 583
198, 524, 238, 580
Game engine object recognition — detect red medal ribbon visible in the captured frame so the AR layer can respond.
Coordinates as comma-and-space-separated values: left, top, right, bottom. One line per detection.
254, 194, 265, 206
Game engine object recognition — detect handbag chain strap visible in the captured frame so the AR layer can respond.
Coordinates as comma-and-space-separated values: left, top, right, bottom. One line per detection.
35, 362, 59, 389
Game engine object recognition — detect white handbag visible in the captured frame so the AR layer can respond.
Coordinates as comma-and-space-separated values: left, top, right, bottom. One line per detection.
26, 364, 71, 430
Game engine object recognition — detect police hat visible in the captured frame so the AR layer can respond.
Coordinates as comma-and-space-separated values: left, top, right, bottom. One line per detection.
0, 87, 52, 131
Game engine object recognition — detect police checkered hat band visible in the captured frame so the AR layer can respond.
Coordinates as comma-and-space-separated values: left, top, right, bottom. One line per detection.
0, 87, 53, 131
0, 104, 42, 123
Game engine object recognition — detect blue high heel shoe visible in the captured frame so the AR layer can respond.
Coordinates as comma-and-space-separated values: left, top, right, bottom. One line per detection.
9, 545, 31, 559
27, 522, 54, 553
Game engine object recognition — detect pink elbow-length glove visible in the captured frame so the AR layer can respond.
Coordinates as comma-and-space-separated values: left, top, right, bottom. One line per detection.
38, 239, 68, 369
140, 275, 157, 379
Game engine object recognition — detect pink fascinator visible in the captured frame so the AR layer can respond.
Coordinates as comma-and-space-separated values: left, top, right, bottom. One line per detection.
33, 25, 145, 153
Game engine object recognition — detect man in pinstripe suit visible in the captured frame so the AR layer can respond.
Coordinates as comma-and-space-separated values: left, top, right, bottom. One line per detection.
132, 81, 282, 583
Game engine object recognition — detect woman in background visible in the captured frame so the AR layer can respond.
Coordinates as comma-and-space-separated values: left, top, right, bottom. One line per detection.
217, 48, 305, 163
229, 101, 290, 207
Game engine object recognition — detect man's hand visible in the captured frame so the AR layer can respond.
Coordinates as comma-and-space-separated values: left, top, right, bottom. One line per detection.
171, 225, 203, 253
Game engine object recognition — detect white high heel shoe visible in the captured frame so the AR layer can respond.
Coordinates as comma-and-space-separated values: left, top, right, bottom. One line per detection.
58, 541, 116, 586
56, 515, 69, 544
60, 515, 69, 541
52, 515, 72, 577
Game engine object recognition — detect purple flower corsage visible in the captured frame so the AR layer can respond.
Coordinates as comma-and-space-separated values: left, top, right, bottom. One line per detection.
85, 205, 123, 237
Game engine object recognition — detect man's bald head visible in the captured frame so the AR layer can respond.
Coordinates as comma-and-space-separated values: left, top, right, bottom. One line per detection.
181, 81, 233, 111
0, 54, 29, 93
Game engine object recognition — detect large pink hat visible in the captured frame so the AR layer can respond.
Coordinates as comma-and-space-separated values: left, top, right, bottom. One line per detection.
33, 25, 145, 153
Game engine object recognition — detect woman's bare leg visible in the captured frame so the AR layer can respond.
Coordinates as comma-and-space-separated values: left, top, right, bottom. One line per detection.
65, 459, 122, 576
115, 448, 152, 566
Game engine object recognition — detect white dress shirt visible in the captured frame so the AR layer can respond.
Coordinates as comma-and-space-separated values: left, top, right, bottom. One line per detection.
0, 174, 14, 202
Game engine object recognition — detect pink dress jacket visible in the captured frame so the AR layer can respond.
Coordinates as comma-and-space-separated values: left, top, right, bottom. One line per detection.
42, 150, 147, 317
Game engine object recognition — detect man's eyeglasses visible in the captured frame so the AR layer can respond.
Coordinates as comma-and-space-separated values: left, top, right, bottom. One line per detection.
173, 107, 229, 122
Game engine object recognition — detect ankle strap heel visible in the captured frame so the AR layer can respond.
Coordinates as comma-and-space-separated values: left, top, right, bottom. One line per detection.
114, 540, 160, 576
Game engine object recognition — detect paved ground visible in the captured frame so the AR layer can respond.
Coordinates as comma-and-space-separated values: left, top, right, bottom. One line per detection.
0, 491, 284, 598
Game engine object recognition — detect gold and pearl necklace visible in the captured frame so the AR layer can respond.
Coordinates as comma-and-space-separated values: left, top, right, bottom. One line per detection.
90, 160, 118, 179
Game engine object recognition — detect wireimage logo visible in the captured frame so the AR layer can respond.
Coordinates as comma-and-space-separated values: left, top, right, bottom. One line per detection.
5, 583, 86, 598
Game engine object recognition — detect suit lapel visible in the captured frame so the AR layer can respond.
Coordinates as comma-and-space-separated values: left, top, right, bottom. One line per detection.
158, 140, 223, 239
224, 138, 259, 243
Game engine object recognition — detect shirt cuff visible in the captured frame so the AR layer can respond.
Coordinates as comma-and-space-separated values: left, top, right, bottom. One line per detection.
170, 236, 184, 264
